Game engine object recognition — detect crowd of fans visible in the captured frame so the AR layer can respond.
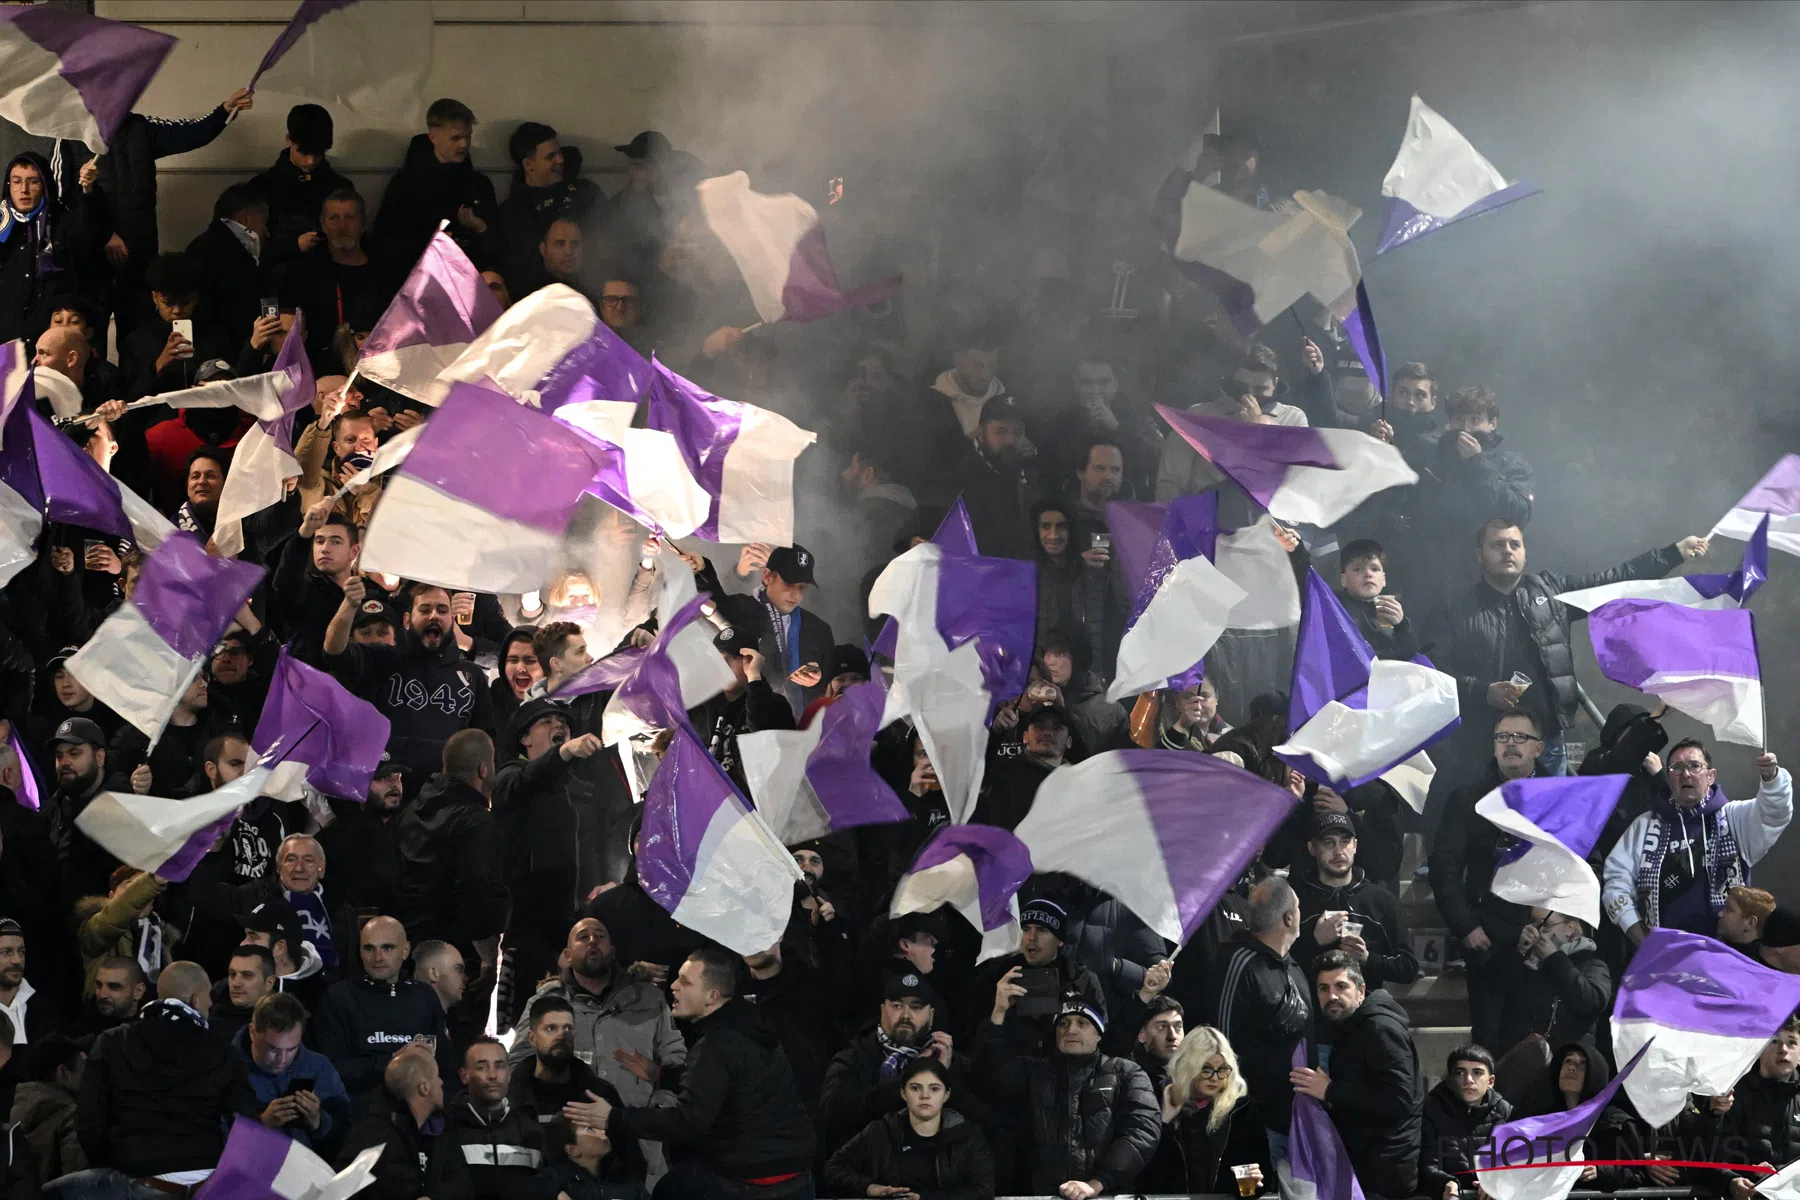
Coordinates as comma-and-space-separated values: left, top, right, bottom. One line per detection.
0, 78, 1794, 1200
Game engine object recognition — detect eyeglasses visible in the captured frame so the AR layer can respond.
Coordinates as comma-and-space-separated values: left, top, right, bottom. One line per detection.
1668, 761, 1711, 774
1197, 1064, 1233, 1080
1493, 733, 1542, 745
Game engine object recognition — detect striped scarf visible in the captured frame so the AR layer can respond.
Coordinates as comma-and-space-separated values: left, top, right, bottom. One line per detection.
1632, 799, 1744, 929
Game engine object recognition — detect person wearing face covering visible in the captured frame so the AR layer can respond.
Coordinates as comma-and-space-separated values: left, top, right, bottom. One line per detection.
0, 151, 93, 344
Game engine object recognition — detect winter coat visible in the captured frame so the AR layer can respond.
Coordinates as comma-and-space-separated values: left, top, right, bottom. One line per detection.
74, 870, 167, 993
1053, 886, 1172, 1024
325, 636, 497, 777
448, 1095, 558, 1200
819, 1030, 998, 1159
1139, 1096, 1270, 1196
948, 443, 1034, 563
0, 1124, 35, 1200
0, 152, 88, 344
1215, 930, 1313, 1132
1516, 1040, 1646, 1192
249, 151, 354, 272
491, 743, 619, 931
1320, 988, 1424, 1199
10, 1079, 83, 1178
1337, 590, 1421, 662
1419, 1080, 1512, 1199
393, 775, 511, 948
1429, 760, 1542, 951
1290, 865, 1419, 992
1414, 429, 1536, 563
339, 1106, 475, 1200
185, 216, 266, 350
967, 951, 1106, 1060
542, 1158, 648, 1200
1718, 1067, 1800, 1182
75, 998, 260, 1175
823, 1111, 996, 1200
373, 134, 499, 273
504, 970, 685, 1110
1579, 703, 1669, 869
1496, 938, 1611, 1052
506, 1055, 645, 1184
234, 1024, 353, 1159
312, 975, 455, 1117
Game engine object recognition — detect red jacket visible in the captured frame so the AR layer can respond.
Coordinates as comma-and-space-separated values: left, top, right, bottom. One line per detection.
143, 410, 252, 513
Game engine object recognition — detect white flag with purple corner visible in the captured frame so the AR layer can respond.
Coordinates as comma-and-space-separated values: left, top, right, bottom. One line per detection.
429, 284, 650, 416
360, 382, 609, 594
1612, 930, 1800, 1125
1560, 516, 1768, 612
696, 170, 901, 325
891, 824, 1033, 963
211, 314, 316, 559
1104, 494, 1245, 702
65, 533, 262, 742
1016, 750, 1298, 945
1475, 775, 1627, 927
77, 765, 275, 882
1217, 515, 1302, 630
358, 230, 503, 402
1157, 404, 1416, 527
558, 594, 735, 744
1712, 455, 1800, 558
251, 0, 432, 118
1589, 599, 1764, 746
1376, 95, 1540, 256
638, 724, 804, 955
1476, 1044, 1649, 1200
0, 7, 173, 150
1282, 1041, 1365, 1200
739, 682, 908, 846
203, 1114, 382, 1200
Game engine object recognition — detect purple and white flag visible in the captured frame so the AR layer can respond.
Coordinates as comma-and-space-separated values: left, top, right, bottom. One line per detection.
199, 1113, 382, 1200
251, 649, 391, 802
360, 382, 609, 594
1376, 95, 1540, 256
64, 532, 262, 741
556, 594, 734, 728
1559, 515, 1768, 612
212, 314, 316, 558
1474, 775, 1629, 926
869, 499, 978, 661
647, 359, 816, 545
1475, 1044, 1649, 1200
1757, 1159, 1800, 1200
251, 0, 431, 119
1589, 599, 1764, 746
1274, 569, 1459, 811
1156, 405, 1417, 527
891, 823, 1033, 963
638, 723, 804, 955
695, 171, 901, 325
739, 682, 908, 846
358, 230, 503, 402
76, 763, 277, 882
1611, 929, 1800, 1126
431, 284, 652, 417
554, 399, 711, 540
1283, 1041, 1365, 1200
3, 726, 40, 812
1104, 493, 1245, 702
1016, 750, 1299, 945
1712, 455, 1800, 558
0, 7, 174, 150
1216, 515, 1303, 630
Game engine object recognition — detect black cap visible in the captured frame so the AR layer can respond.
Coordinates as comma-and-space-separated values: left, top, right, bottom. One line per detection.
373, 751, 408, 779
508, 697, 568, 749
765, 544, 816, 586
286, 103, 334, 156
892, 911, 944, 943
508, 121, 558, 165
977, 393, 1024, 427
1312, 810, 1357, 839
241, 898, 301, 937
614, 130, 673, 162
212, 629, 254, 657
826, 644, 870, 682
194, 359, 235, 384
713, 622, 758, 656
883, 970, 937, 1007
47, 645, 78, 670
351, 599, 398, 631
48, 717, 105, 750
1022, 702, 1071, 732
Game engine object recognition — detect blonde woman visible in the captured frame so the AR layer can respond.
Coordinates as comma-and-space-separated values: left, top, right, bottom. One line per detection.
1142, 1025, 1270, 1195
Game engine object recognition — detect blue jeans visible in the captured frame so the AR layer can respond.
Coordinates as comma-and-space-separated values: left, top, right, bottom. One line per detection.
42, 1169, 167, 1200
1266, 1129, 1290, 1166
1538, 733, 1569, 777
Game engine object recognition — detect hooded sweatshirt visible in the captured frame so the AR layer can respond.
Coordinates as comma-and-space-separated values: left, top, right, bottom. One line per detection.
0, 151, 76, 343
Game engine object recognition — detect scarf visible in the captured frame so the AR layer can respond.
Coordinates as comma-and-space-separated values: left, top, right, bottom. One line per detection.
759, 592, 800, 675
287, 886, 339, 969
0, 191, 45, 247
876, 1029, 926, 1081
1632, 791, 1745, 929
142, 996, 207, 1029
132, 916, 163, 979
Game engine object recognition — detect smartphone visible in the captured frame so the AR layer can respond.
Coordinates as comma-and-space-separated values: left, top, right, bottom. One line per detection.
260, 297, 280, 321
82, 538, 104, 559
1014, 966, 1062, 1018
170, 318, 194, 357
282, 1077, 316, 1097
1090, 532, 1112, 552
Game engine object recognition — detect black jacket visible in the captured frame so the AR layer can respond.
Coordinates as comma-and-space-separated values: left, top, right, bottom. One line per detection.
493, 181, 572, 301
1419, 1080, 1512, 1199
606, 998, 815, 1182
823, 1110, 996, 1200
967, 952, 1106, 1059
1290, 866, 1419, 992
1719, 1068, 1800, 1181
819, 1030, 998, 1159
1140, 1096, 1270, 1196
75, 998, 259, 1175
1579, 704, 1669, 869
506, 1054, 645, 1185
448, 1094, 558, 1200
325, 636, 497, 777
1321, 988, 1423, 1199
184, 217, 266, 351
0, 152, 90, 344
492, 742, 617, 929
1415, 429, 1535, 559
1337, 590, 1421, 662
339, 1106, 476, 1200
1428, 760, 1542, 948
1215, 930, 1313, 1132
1496, 939, 1612, 1052
394, 775, 511, 948
737, 959, 841, 1135
250, 151, 355, 272
373, 134, 499, 274
1516, 1040, 1645, 1192
312, 975, 456, 1115
948, 444, 1033, 563
0, 1123, 38, 1200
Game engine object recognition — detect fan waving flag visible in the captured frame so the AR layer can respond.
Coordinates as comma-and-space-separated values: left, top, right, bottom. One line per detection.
0, 7, 174, 150
1475, 775, 1628, 926
1588, 599, 1764, 746
1559, 515, 1768, 612
251, 650, 390, 802
1712, 455, 1800, 558
638, 724, 804, 955
1377, 95, 1540, 255
869, 499, 978, 660
251, 1, 432, 119
1156, 405, 1416, 527
891, 824, 1033, 963
1283, 1041, 1365, 1200
739, 682, 908, 845
1274, 569, 1460, 811
202, 1114, 383, 1200
76, 764, 275, 882
1016, 750, 1299, 945
358, 230, 503, 402
431, 285, 652, 415
65, 533, 262, 742
1105, 493, 1245, 702
696, 171, 900, 325
212, 314, 316, 558
1611, 929, 1800, 1126
1476, 1044, 1650, 1200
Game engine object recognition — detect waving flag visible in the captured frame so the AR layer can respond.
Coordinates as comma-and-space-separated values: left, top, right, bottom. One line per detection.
431, 285, 651, 417
561, 594, 733, 720
1377, 95, 1540, 255
1283, 1041, 1365, 1200
554, 400, 711, 539
1712, 455, 1800, 558
0, 7, 174, 150
358, 230, 503, 402
638, 724, 804, 955
212, 315, 316, 559
1157, 405, 1416, 527
891, 824, 1033, 963
3, 726, 39, 812
739, 682, 908, 845
1217, 515, 1303, 630
1105, 493, 1245, 702
696, 170, 901, 325
1274, 569, 1459, 810
1612, 929, 1800, 1126
251, 0, 432, 119
647, 359, 816, 545
1589, 599, 1764, 746
65, 533, 261, 742
77, 763, 274, 881
202, 1114, 382, 1200
1559, 516, 1768, 612
360, 383, 608, 594
1758, 1159, 1800, 1200
1016, 750, 1298, 945
869, 499, 979, 660
252, 650, 390, 802
1475, 775, 1628, 926
1476, 1044, 1649, 1200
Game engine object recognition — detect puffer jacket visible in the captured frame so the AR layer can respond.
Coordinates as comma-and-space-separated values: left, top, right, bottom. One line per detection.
1056, 885, 1173, 1024
1214, 930, 1312, 1133
1719, 1067, 1800, 1183
822, 1110, 996, 1200
1419, 1079, 1512, 1199
1320, 988, 1423, 1199
504, 969, 685, 1108
393, 774, 511, 947
447, 1095, 557, 1200
1496, 937, 1611, 1052
10, 1079, 83, 1178
819, 1029, 999, 1160
973, 1023, 1161, 1194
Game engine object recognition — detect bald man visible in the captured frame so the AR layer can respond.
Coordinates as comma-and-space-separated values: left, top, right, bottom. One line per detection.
76, 960, 260, 1179
338, 1046, 474, 1200
312, 917, 455, 1120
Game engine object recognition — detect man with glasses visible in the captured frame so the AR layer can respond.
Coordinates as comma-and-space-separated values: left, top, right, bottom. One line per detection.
1428, 712, 1546, 1049
1494, 907, 1610, 1051
1603, 738, 1791, 942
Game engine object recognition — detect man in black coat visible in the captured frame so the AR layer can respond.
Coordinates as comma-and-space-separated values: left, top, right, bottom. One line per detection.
947, 394, 1034, 562
1420, 1043, 1512, 1200
969, 898, 1106, 1058
724, 544, 835, 719
1215, 879, 1312, 1142
1294, 951, 1423, 1200
184, 182, 269, 354
1290, 810, 1418, 992
448, 1036, 557, 1200
250, 104, 354, 276
372, 98, 498, 276
1495, 908, 1611, 1056
339, 1046, 475, 1200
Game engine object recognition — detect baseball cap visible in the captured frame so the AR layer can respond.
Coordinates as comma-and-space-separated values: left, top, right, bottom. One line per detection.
977, 394, 1024, 427
883, 970, 936, 1008
48, 717, 105, 750
194, 359, 235, 384
508, 697, 568, 749
47, 645, 78, 670
373, 751, 408, 779
1312, 810, 1357, 839
1056, 994, 1107, 1035
1019, 898, 1067, 936
1022, 702, 1071, 732
713, 620, 758, 656
351, 599, 398, 631
826, 644, 870, 682
764, 544, 817, 586
614, 131, 673, 162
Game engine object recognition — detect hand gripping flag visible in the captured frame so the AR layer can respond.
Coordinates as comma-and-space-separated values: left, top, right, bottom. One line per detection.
1274, 569, 1460, 811
1015, 750, 1299, 945
738, 681, 908, 845
199, 1114, 382, 1200
1282, 1042, 1365, 1200
1475, 1044, 1650, 1200
1611, 929, 1800, 1127
1104, 493, 1245, 702
211, 313, 316, 558
76, 763, 275, 882
65, 532, 262, 742
1712, 455, 1800, 558
358, 230, 503, 403
891, 824, 1033, 963
1474, 775, 1629, 927
1559, 515, 1768, 612
0, 7, 174, 150
1588, 599, 1764, 746
251, 649, 390, 802
1376, 95, 1541, 255
251, 0, 432, 119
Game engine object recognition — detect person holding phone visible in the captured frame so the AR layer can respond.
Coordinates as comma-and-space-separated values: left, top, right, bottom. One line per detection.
971, 899, 1106, 1058
727, 544, 836, 720
237, 992, 351, 1158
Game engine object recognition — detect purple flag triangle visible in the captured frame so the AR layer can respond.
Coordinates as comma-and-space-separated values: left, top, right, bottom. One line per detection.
802, 682, 909, 830
1289, 1041, 1366, 1200
132, 533, 264, 660
1493, 775, 1627, 866
363, 230, 502, 360
259, 311, 315, 453
251, 649, 392, 800
870, 499, 982, 661
1155, 403, 1338, 510
904, 823, 1034, 934
1479, 1042, 1649, 1179
0, 7, 176, 150
1288, 568, 1376, 731
1685, 512, 1769, 606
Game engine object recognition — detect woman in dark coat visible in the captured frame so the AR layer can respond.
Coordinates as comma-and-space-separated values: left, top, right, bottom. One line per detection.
1514, 1040, 1648, 1192
1139, 1024, 1270, 1196
824, 1057, 996, 1200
